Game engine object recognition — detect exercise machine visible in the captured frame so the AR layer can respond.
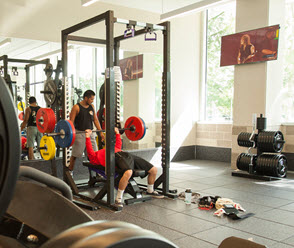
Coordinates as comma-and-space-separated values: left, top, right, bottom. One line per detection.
61, 10, 177, 210
0, 76, 178, 247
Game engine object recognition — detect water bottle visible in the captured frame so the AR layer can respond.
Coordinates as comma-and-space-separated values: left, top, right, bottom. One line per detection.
185, 188, 192, 205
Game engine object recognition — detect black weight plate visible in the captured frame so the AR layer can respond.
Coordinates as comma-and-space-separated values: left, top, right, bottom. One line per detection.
44, 79, 57, 105
273, 131, 284, 153
0, 77, 20, 220
275, 155, 287, 178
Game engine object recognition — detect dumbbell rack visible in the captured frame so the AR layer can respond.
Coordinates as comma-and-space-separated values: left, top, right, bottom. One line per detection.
232, 114, 287, 181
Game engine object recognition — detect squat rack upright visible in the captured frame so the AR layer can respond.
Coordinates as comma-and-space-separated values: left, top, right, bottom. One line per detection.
0, 55, 49, 107
61, 10, 175, 210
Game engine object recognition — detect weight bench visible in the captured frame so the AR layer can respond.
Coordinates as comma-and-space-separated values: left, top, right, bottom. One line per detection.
83, 162, 152, 205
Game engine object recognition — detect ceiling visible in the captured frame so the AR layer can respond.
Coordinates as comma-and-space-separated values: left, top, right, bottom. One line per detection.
99, 0, 203, 14
0, 0, 204, 62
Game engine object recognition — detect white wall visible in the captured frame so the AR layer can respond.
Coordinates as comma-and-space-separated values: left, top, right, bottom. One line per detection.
169, 12, 202, 148
266, 0, 285, 126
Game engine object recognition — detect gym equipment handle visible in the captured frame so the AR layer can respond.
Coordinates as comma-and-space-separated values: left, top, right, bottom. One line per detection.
18, 166, 72, 200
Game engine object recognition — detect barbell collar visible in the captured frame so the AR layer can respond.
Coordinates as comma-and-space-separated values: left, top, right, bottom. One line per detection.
45, 132, 63, 137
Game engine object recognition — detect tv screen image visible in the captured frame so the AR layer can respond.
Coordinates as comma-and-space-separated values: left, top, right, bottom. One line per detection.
220, 24, 280, 67
119, 54, 143, 81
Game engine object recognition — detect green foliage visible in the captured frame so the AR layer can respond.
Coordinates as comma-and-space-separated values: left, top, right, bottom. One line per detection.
206, 6, 235, 121
281, 3, 294, 122
79, 76, 93, 94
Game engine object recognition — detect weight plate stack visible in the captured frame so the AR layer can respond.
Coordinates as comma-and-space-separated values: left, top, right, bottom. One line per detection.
257, 131, 285, 153
236, 153, 257, 172
237, 132, 257, 148
256, 153, 287, 178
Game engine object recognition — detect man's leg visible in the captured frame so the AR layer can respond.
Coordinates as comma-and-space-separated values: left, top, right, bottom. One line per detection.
70, 132, 86, 175
26, 127, 35, 160
28, 147, 35, 160
36, 131, 43, 148
69, 156, 76, 171
146, 167, 164, 198
132, 155, 164, 199
115, 169, 133, 207
147, 166, 158, 185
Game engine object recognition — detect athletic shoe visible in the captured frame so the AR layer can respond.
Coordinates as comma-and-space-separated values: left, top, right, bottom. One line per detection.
146, 191, 164, 199
115, 198, 123, 208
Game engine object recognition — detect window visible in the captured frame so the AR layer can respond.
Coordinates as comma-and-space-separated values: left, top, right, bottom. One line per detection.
205, 2, 236, 121
154, 54, 163, 120
96, 47, 106, 111
281, 1, 294, 123
34, 64, 46, 108
79, 47, 94, 92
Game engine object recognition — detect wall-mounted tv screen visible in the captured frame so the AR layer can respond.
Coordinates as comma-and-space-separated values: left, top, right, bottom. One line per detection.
119, 54, 143, 81
220, 24, 280, 67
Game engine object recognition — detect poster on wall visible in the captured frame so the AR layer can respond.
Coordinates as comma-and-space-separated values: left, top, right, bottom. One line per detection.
220, 24, 280, 67
119, 54, 143, 81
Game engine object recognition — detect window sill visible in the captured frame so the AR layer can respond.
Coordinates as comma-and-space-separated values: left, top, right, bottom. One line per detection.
281, 123, 294, 126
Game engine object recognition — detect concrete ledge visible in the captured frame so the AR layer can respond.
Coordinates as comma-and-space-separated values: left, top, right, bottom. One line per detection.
196, 146, 231, 163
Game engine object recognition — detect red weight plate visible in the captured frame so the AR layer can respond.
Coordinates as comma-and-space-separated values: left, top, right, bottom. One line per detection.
67, 120, 76, 146
124, 116, 144, 141
21, 136, 27, 150
18, 112, 24, 121
138, 117, 147, 140
36, 108, 56, 133
97, 108, 105, 130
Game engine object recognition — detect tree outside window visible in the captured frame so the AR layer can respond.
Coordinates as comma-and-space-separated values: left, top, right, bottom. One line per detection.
281, 2, 294, 123
154, 54, 163, 120
206, 3, 236, 121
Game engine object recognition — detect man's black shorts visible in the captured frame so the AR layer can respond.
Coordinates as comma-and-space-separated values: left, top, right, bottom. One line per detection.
115, 152, 153, 177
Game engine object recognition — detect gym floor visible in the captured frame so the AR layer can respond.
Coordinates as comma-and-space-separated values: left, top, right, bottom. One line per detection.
83, 160, 294, 248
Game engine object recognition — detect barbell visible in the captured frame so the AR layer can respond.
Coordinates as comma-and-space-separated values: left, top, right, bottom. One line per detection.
36, 108, 147, 142
36, 108, 147, 160
47, 117, 146, 149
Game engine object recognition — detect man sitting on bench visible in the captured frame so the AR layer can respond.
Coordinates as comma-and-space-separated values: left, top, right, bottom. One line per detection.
85, 128, 164, 208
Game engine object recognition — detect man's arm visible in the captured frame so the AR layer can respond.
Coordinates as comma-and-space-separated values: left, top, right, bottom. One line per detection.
237, 50, 241, 64
69, 104, 79, 124
92, 104, 102, 131
115, 127, 122, 150
85, 129, 101, 164
20, 107, 31, 131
